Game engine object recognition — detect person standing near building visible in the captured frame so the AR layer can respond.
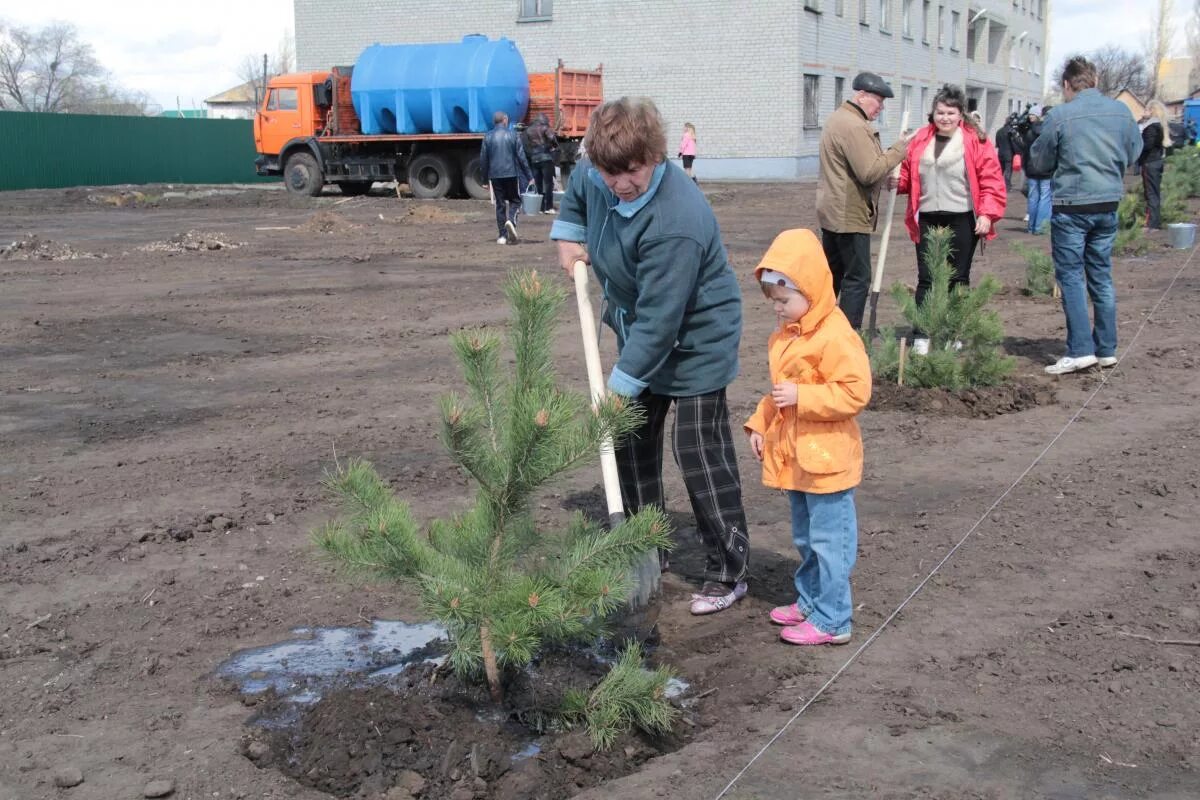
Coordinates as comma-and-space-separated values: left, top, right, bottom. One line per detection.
817, 71, 912, 330
678, 122, 698, 181
1011, 105, 1054, 234
995, 119, 1015, 189
1138, 101, 1171, 231
480, 111, 531, 244
1029, 56, 1142, 375
524, 113, 559, 214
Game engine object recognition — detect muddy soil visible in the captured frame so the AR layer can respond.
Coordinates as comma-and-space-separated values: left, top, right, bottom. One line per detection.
2, 181, 1198, 800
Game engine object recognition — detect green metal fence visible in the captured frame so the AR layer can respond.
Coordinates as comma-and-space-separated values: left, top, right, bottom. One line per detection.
0, 111, 275, 191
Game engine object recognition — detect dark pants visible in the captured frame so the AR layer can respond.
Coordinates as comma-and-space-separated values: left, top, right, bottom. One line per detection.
533, 160, 555, 211
999, 157, 1013, 189
820, 229, 871, 329
490, 177, 520, 236
1142, 159, 1164, 229
615, 388, 749, 585
914, 212, 978, 334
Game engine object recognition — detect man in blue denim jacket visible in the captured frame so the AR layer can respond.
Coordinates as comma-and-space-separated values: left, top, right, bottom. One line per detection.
1030, 56, 1142, 375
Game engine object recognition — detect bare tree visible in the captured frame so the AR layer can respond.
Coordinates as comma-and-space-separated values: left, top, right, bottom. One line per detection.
1146, 0, 1175, 99
235, 30, 296, 111
0, 20, 152, 114
1085, 45, 1152, 97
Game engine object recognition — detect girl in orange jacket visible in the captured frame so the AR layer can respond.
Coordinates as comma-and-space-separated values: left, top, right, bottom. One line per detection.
745, 229, 872, 645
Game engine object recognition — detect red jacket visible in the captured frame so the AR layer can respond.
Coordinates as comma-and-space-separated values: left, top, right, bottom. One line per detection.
897, 122, 1007, 244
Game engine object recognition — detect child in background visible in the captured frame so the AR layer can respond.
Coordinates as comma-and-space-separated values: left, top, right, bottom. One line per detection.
678, 122, 698, 181
745, 229, 872, 645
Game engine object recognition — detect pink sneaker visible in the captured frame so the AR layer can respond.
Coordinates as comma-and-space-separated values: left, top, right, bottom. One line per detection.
779, 621, 851, 646
769, 604, 807, 626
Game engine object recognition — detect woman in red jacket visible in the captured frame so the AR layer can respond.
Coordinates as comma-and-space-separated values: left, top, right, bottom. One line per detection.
895, 85, 1006, 353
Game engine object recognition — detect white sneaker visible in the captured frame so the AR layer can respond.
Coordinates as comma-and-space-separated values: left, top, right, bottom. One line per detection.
1098, 356, 1118, 368
505, 220, 519, 243
1023, 214, 1030, 223
949, 340, 963, 351
1045, 355, 1098, 375
911, 337, 930, 355
496, 236, 507, 245
543, 209, 556, 215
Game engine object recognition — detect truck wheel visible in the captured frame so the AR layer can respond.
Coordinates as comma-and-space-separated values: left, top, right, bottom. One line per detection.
460, 154, 490, 201
407, 153, 458, 200
336, 181, 373, 196
284, 152, 323, 197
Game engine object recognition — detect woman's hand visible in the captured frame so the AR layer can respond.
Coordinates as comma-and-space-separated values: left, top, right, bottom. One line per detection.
557, 241, 588, 277
771, 382, 798, 408
749, 431, 764, 461
886, 175, 900, 191
975, 215, 993, 236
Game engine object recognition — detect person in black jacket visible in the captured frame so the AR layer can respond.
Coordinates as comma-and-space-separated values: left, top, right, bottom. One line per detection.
523, 113, 559, 214
1139, 101, 1170, 230
480, 111, 532, 244
1011, 106, 1054, 234
995, 121, 1015, 189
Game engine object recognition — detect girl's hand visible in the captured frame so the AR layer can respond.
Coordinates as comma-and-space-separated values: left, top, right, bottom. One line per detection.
975, 215, 992, 235
771, 382, 798, 408
749, 431, 764, 461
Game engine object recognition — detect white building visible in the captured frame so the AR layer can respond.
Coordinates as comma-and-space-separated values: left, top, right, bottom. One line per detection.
294, 0, 1048, 179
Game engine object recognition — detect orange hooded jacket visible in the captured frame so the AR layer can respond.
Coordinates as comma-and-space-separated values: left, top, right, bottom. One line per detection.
744, 229, 872, 494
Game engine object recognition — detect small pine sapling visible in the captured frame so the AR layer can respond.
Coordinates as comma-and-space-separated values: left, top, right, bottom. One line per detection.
560, 641, 678, 749
316, 271, 672, 709
1115, 192, 1149, 256
871, 226, 1013, 389
1011, 241, 1055, 296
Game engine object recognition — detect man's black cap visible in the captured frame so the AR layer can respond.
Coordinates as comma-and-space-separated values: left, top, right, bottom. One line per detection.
852, 71, 894, 99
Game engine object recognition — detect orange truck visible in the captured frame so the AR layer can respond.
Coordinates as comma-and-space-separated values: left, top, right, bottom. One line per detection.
253, 43, 602, 200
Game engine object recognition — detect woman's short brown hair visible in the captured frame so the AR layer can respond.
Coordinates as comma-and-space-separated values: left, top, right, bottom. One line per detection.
1060, 56, 1098, 92
582, 97, 668, 173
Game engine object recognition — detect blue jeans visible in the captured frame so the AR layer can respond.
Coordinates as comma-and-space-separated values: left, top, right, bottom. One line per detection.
1026, 179, 1052, 234
1050, 211, 1118, 359
788, 489, 857, 636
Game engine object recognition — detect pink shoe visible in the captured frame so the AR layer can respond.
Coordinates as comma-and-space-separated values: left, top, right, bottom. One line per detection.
689, 581, 748, 615
768, 604, 807, 626
779, 620, 851, 646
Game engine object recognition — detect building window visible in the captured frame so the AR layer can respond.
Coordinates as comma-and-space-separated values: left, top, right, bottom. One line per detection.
1034, 44, 1041, 76
518, 0, 552, 21
804, 74, 821, 129
950, 10, 960, 50
879, 0, 892, 31
835, 0, 845, 16
937, 5, 945, 47
834, 76, 846, 108
859, 0, 869, 24
922, 0, 931, 42
901, 84, 913, 125
920, 86, 929, 117
902, 0, 914, 36
804, 0, 821, 11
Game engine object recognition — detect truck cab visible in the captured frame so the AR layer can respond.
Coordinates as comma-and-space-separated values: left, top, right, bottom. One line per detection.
253, 73, 328, 183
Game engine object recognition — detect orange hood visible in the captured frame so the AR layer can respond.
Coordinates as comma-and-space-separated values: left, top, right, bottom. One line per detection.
753, 229, 837, 336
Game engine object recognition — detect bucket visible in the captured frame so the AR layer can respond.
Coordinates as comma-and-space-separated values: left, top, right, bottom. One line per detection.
553, 190, 565, 206
521, 192, 542, 215
1167, 222, 1196, 249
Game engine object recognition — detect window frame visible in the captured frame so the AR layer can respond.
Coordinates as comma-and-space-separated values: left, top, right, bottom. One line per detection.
517, 0, 553, 22
803, 73, 822, 130
268, 87, 298, 111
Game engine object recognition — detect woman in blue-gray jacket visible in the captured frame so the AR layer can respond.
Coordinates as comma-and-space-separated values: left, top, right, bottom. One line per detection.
550, 97, 750, 616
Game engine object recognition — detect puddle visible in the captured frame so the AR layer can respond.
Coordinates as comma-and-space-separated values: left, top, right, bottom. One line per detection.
513, 741, 542, 761
664, 677, 690, 700
216, 619, 447, 703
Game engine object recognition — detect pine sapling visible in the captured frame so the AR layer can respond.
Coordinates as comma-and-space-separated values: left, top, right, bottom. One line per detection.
871, 226, 1013, 389
316, 271, 672, 706
560, 641, 678, 749
1011, 241, 1054, 296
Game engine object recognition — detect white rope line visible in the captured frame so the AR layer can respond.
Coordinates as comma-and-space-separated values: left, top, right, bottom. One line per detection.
714, 242, 1199, 800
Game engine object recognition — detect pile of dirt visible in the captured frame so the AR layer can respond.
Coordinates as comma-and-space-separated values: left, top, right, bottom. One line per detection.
870, 377, 1057, 418
0, 235, 105, 261
138, 230, 244, 253
300, 211, 362, 234
86, 190, 159, 208
404, 204, 469, 224
243, 651, 690, 800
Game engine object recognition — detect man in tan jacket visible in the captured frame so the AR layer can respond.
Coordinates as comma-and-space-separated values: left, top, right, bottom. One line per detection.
817, 71, 910, 329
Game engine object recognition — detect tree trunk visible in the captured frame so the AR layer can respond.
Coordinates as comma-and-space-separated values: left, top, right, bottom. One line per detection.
479, 625, 503, 703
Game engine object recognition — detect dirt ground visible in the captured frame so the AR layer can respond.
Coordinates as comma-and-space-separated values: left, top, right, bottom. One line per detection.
2, 180, 1198, 800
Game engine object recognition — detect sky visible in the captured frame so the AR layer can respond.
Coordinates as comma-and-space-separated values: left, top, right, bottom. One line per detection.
0, 0, 1190, 112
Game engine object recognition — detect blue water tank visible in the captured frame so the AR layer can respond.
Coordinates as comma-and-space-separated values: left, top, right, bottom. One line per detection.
351, 35, 530, 135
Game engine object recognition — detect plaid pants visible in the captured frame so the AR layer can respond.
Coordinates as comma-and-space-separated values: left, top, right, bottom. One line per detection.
615, 388, 750, 584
